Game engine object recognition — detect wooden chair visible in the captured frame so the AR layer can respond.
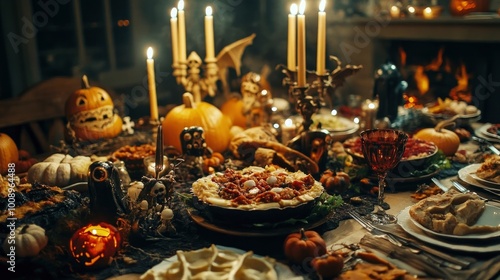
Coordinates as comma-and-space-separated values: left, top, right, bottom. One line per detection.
0, 77, 117, 155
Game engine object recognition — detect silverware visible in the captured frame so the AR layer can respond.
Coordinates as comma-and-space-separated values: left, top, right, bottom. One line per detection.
431, 177, 448, 192
451, 180, 500, 205
348, 208, 471, 270
472, 135, 500, 155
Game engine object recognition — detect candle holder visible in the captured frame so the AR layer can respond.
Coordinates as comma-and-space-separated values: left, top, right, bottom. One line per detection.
278, 55, 363, 133
173, 34, 256, 103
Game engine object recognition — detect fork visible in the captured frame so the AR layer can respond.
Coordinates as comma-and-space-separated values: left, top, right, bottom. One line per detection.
347, 209, 402, 246
451, 180, 500, 203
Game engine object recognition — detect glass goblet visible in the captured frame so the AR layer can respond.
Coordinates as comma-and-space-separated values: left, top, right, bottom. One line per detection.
360, 129, 408, 224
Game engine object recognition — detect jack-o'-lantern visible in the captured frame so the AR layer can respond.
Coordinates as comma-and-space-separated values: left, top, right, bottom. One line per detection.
69, 222, 122, 268
65, 75, 123, 141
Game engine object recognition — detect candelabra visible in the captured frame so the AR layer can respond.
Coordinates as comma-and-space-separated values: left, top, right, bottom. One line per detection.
279, 55, 363, 132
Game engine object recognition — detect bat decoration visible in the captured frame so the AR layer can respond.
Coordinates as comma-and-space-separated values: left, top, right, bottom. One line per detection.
88, 161, 130, 223
327, 55, 363, 89
217, 33, 256, 95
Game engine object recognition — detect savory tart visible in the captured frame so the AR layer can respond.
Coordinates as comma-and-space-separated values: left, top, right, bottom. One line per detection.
475, 155, 500, 184
409, 190, 499, 235
191, 165, 324, 210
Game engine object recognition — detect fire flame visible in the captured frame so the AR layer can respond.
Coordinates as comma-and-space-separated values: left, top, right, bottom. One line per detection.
450, 63, 471, 102
414, 66, 429, 94
425, 47, 444, 71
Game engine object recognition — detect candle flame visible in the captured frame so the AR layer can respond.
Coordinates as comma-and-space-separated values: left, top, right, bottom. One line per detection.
171, 7, 177, 18
206, 6, 212, 16
424, 7, 432, 14
408, 6, 415, 13
331, 109, 337, 116
284, 118, 294, 127
299, 0, 306, 15
178, 0, 184, 11
290, 3, 298, 15
147, 47, 153, 59
368, 103, 375, 109
319, 0, 326, 12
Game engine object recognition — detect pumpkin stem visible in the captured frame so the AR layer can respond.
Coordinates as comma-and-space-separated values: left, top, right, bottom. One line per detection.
182, 92, 195, 109
435, 115, 459, 132
20, 224, 30, 234
81, 75, 91, 89
299, 228, 308, 240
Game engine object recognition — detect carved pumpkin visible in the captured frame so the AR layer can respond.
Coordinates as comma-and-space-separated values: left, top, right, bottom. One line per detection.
311, 252, 344, 279
65, 75, 123, 141
2, 224, 48, 257
413, 118, 460, 156
0, 133, 19, 175
319, 170, 351, 194
284, 228, 327, 264
220, 95, 246, 128
69, 222, 122, 268
162, 92, 232, 153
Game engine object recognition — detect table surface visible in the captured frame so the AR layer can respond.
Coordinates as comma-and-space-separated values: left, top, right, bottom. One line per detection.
106, 131, 500, 280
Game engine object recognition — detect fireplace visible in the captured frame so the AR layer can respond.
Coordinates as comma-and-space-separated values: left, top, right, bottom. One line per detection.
386, 40, 500, 123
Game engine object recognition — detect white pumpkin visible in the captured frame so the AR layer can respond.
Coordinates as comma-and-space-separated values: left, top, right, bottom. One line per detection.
3, 224, 48, 257
27, 153, 91, 186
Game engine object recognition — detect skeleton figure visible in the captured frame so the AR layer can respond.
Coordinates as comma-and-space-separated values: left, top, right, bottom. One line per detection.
180, 126, 211, 177
241, 72, 273, 128
184, 52, 216, 102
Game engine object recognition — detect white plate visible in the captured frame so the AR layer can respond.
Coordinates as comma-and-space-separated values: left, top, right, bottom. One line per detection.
458, 164, 500, 191
397, 206, 500, 253
140, 245, 303, 280
475, 124, 500, 143
407, 205, 500, 240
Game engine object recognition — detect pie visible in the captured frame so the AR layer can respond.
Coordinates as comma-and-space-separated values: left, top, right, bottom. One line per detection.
191, 165, 324, 210
486, 124, 500, 137
343, 137, 437, 161
475, 155, 500, 184
409, 190, 499, 235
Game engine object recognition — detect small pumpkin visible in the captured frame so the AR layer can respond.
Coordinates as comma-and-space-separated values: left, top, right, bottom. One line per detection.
311, 252, 344, 279
2, 224, 48, 257
220, 95, 247, 128
0, 133, 19, 175
319, 169, 350, 194
284, 228, 327, 264
14, 150, 38, 174
69, 222, 122, 268
413, 117, 460, 156
162, 92, 232, 153
65, 75, 123, 141
202, 152, 225, 174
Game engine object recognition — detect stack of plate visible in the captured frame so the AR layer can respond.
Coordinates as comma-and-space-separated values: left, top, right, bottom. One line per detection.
457, 164, 500, 197
475, 123, 500, 143
397, 205, 500, 253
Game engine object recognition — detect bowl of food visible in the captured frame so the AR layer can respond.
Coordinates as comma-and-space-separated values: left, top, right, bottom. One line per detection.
292, 111, 360, 142
422, 98, 481, 126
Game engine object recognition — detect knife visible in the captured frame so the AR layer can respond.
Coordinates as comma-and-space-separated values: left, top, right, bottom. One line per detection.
472, 136, 500, 155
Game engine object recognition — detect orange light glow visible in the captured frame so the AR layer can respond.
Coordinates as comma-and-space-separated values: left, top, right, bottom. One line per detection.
450, 63, 472, 102
399, 47, 407, 67
414, 66, 429, 94
425, 47, 444, 71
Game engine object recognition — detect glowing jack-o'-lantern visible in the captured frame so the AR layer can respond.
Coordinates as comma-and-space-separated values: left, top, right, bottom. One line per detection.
69, 222, 122, 268
65, 75, 123, 141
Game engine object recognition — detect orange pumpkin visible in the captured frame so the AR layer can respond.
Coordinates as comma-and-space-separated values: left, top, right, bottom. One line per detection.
284, 228, 327, 264
413, 118, 460, 156
319, 170, 351, 194
220, 95, 247, 128
311, 252, 344, 279
65, 75, 122, 141
162, 92, 232, 153
69, 222, 122, 268
0, 133, 19, 175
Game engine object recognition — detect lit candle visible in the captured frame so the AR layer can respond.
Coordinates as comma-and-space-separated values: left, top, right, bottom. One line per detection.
407, 6, 416, 17
204, 6, 215, 61
390, 5, 400, 18
146, 47, 158, 121
297, 0, 306, 87
281, 118, 297, 144
287, 3, 297, 71
316, 0, 326, 75
170, 8, 179, 67
423, 7, 433, 19
177, 0, 186, 65
362, 100, 378, 130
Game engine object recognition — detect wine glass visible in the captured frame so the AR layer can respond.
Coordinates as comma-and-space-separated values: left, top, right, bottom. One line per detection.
360, 129, 408, 224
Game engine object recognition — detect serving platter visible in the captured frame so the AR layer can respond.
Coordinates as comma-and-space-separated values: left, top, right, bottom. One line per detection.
421, 107, 481, 126
397, 206, 500, 253
475, 124, 500, 143
458, 164, 500, 191
407, 205, 500, 240
187, 207, 332, 237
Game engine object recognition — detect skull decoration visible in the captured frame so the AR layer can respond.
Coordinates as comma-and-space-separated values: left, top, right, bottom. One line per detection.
65, 75, 123, 141
88, 161, 130, 224
180, 126, 207, 157
241, 72, 273, 127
